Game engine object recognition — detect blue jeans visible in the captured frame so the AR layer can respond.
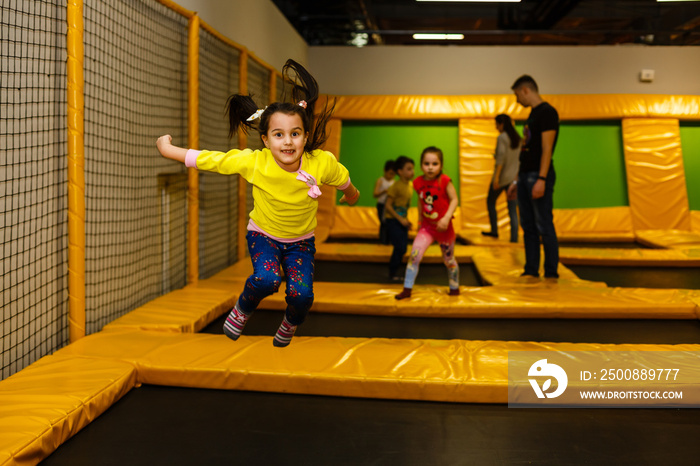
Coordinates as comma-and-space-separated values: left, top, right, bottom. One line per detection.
486, 184, 519, 243
238, 231, 315, 325
517, 170, 559, 277
386, 218, 408, 278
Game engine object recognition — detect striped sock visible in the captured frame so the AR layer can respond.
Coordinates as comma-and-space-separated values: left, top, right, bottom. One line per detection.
223, 303, 250, 341
273, 316, 297, 347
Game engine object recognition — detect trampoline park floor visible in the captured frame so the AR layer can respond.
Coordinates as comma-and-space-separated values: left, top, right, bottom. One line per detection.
41, 384, 700, 466
42, 268, 700, 465
20, 239, 700, 465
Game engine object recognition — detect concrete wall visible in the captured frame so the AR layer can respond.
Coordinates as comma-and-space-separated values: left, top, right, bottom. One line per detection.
309, 45, 700, 96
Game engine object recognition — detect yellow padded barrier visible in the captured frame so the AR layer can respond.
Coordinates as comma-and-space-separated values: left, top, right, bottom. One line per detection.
50, 329, 700, 404
330, 206, 462, 239
333, 206, 635, 241
458, 118, 496, 231
314, 242, 477, 263
327, 94, 700, 121
692, 211, 700, 232
560, 246, 700, 267
635, 230, 700, 250
553, 207, 634, 238
623, 118, 691, 231
470, 247, 605, 287
0, 355, 136, 466
199, 265, 700, 319
102, 282, 237, 333
315, 119, 343, 243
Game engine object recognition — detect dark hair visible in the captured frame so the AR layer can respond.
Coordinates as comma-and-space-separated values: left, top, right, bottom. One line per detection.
394, 155, 414, 171
495, 114, 521, 149
511, 74, 538, 92
225, 59, 335, 153
384, 160, 395, 172
420, 146, 444, 176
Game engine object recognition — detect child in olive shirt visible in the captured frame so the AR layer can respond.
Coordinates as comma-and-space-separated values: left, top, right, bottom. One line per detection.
383, 156, 415, 280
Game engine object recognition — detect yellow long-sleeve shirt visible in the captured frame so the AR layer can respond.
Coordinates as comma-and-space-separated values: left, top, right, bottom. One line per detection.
186, 148, 350, 239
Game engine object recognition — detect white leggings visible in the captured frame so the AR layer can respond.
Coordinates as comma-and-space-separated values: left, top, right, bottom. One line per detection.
403, 228, 459, 290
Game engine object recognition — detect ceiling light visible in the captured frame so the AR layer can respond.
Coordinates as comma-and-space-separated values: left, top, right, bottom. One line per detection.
413, 33, 465, 40
416, 1, 521, 3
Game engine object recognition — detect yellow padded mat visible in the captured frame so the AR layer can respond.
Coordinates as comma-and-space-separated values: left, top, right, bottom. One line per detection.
0, 356, 136, 466
52, 330, 700, 405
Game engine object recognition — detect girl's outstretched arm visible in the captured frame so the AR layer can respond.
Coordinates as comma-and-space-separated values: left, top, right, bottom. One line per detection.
338, 183, 360, 206
156, 135, 188, 163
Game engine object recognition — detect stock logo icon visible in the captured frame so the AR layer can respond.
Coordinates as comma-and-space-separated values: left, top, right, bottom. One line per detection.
528, 359, 568, 399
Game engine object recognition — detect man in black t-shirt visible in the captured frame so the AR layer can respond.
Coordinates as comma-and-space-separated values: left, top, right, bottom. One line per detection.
510, 75, 559, 278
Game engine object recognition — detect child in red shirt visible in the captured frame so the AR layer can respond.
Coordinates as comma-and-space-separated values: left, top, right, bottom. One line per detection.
395, 146, 460, 299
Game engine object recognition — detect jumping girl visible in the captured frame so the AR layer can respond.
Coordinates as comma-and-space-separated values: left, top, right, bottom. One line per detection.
156, 59, 359, 346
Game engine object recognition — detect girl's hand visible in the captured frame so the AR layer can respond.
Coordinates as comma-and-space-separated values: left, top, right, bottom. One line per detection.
156, 134, 172, 153
156, 135, 188, 163
339, 187, 360, 206
400, 217, 411, 229
436, 216, 450, 232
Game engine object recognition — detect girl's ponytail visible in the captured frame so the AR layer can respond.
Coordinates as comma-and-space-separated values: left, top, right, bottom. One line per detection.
282, 59, 335, 152
225, 94, 259, 139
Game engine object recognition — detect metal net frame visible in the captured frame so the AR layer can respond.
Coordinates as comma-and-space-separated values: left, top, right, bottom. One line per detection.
1, 0, 69, 379
83, 0, 189, 332
197, 29, 240, 279
1, 0, 279, 379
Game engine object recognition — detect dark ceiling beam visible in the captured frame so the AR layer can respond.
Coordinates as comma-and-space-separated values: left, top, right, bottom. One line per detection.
523, 0, 582, 30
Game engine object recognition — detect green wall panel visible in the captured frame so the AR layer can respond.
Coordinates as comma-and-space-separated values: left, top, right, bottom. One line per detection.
681, 123, 700, 211
338, 121, 460, 207
515, 121, 628, 209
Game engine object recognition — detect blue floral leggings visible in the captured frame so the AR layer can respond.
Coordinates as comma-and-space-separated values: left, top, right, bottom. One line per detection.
238, 231, 315, 325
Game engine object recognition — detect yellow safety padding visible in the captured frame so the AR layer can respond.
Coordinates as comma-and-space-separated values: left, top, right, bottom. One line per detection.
0, 355, 136, 466
623, 118, 691, 231
67, 0, 86, 343
184, 265, 700, 319
560, 246, 700, 267
329, 206, 462, 239
331, 206, 419, 238
316, 119, 343, 243
314, 242, 477, 263
553, 207, 634, 236
51, 330, 700, 405
326, 94, 700, 121
692, 211, 700, 232
635, 230, 700, 249
102, 282, 237, 333
471, 247, 604, 287
458, 118, 497, 232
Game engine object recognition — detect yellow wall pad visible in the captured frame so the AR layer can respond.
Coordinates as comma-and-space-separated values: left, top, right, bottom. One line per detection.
51, 330, 700, 405
314, 242, 477, 263
692, 211, 700, 233
458, 118, 498, 231
623, 118, 691, 231
103, 283, 237, 333
471, 247, 603, 287
334, 206, 635, 241
560, 246, 700, 267
330, 206, 462, 239
326, 94, 700, 121
0, 355, 136, 466
635, 230, 700, 250
192, 276, 699, 319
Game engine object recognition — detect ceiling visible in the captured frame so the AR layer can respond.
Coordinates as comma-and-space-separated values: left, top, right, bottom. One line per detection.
271, 0, 700, 46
